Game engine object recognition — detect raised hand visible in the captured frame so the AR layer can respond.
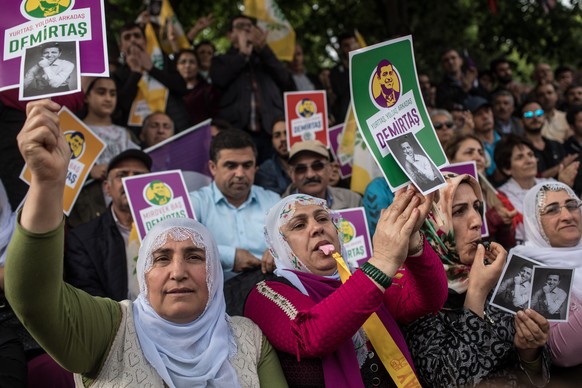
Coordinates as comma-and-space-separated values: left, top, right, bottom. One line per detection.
18, 100, 69, 183
368, 187, 421, 277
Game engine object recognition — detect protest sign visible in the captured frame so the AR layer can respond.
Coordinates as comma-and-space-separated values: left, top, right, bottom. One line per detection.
20, 106, 106, 215
123, 170, 196, 241
336, 207, 372, 269
1, 0, 108, 95
284, 90, 329, 150
350, 35, 448, 194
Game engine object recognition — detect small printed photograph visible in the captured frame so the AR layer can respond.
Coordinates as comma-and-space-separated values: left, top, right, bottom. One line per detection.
20, 40, 80, 100
490, 253, 542, 315
528, 267, 574, 322
386, 133, 445, 194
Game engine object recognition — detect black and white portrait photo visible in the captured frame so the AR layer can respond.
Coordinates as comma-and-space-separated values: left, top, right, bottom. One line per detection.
387, 133, 445, 194
491, 253, 542, 314
529, 267, 574, 322
20, 41, 80, 100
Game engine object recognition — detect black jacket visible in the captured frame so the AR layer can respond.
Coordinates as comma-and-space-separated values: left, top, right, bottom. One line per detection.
64, 207, 128, 301
211, 45, 291, 134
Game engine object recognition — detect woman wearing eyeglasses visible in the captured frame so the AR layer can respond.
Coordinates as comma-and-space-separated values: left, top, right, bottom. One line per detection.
404, 173, 550, 387
494, 134, 577, 244
430, 109, 456, 146
510, 182, 582, 369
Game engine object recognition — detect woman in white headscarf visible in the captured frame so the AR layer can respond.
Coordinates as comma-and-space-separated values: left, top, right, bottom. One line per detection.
5, 99, 287, 387
511, 181, 582, 367
244, 191, 449, 387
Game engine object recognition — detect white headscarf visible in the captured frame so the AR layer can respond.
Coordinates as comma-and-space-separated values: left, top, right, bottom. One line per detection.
132, 218, 240, 388
265, 194, 350, 293
511, 182, 582, 299
0, 180, 16, 267
264, 194, 366, 365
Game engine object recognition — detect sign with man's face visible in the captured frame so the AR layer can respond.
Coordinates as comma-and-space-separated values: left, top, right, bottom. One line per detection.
284, 90, 329, 150
20, 106, 106, 215
335, 207, 372, 269
350, 36, 448, 192
123, 170, 196, 241
1, 0, 108, 92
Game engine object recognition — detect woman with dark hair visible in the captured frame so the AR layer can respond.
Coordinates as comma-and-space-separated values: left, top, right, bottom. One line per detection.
175, 49, 219, 125
445, 134, 519, 249
405, 173, 550, 387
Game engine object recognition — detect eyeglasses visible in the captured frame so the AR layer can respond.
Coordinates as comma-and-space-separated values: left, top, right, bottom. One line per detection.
433, 121, 455, 130
540, 199, 582, 216
523, 109, 544, 119
293, 160, 328, 174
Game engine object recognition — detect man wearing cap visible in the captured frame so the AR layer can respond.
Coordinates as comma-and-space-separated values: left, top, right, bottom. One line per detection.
283, 140, 361, 209
64, 149, 152, 301
466, 96, 500, 177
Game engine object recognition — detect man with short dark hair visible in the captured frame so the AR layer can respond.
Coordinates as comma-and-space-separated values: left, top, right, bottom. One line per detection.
65, 149, 152, 301
489, 57, 527, 106
283, 140, 361, 209
211, 15, 291, 164
531, 273, 567, 320
189, 129, 280, 279
435, 48, 478, 109
112, 23, 189, 136
536, 82, 571, 143
255, 118, 291, 194
497, 265, 533, 309
329, 32, 361, 121
492, 90, 523, 136
466, 96, 499, 177
23, 42, 74, 95
520, 100, 576, 179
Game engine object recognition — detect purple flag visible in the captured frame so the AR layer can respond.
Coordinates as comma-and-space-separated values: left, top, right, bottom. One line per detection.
144, 119, 212, 177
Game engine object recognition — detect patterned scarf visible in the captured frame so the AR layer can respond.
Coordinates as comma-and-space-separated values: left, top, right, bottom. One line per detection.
422, 173, 483, 294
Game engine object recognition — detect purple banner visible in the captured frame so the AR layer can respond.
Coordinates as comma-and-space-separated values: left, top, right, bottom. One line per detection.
328, 123, 352, 178
336, 207, 372, 268
123, 170, 196, 241
145, 120, 212, 177
1, 0, 108, 91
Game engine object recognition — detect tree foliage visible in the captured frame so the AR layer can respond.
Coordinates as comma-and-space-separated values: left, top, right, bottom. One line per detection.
105, 0, 582, 83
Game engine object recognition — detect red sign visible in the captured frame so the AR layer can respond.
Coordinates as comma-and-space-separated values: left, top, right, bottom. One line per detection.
284, 90, 329, 150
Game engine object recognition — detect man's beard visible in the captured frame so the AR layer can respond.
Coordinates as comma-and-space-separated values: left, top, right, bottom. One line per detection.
525, 125, 543, 134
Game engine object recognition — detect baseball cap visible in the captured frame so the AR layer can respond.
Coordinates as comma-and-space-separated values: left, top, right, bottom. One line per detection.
288, 140, 330, 164
107, 149, 152, 175
464, 96, 491, 114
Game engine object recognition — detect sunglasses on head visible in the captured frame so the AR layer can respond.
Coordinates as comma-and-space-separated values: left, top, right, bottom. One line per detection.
540, 199, 582, 216
433, 121, 455, 130
293, 160, 328, 174
523, 109, 544, 119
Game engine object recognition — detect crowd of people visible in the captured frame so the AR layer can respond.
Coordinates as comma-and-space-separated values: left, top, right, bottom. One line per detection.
1, 9, 582, 388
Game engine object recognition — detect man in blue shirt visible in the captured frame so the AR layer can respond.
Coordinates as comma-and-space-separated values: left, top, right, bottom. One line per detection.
189, 129, 280, 279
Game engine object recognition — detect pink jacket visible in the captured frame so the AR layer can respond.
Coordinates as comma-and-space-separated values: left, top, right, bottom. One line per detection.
244, 238, 448, 358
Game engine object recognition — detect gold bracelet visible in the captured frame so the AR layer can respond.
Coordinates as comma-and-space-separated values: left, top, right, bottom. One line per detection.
408, 231, 424, 257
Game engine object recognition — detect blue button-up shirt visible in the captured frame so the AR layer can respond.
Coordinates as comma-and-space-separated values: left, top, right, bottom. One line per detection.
189, 182, 280, 279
